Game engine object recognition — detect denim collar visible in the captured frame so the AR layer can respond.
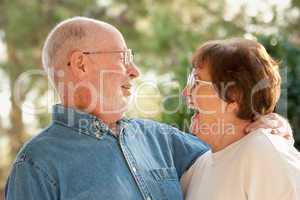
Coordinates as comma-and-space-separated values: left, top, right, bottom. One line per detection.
52, 104, 129, 140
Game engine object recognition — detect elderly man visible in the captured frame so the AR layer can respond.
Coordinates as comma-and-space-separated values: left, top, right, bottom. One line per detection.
5, 17, 292, 200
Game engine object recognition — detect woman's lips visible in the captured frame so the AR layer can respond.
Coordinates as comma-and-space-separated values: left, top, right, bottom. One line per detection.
187, 100, 200, 121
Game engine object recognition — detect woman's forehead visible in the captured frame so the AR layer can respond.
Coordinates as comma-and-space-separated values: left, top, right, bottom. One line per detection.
194, 65, 211, 81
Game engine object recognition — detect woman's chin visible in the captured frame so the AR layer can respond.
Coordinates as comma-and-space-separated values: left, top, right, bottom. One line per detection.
190, 119, 211, 141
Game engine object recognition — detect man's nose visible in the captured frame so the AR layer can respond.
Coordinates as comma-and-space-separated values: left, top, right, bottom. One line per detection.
127, 62, 140, 79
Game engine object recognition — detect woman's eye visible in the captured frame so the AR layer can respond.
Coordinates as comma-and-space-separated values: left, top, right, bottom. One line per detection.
192, 82, 198, 90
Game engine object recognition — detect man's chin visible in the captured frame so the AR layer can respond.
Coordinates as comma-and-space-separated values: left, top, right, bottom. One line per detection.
99, 112, 126, 124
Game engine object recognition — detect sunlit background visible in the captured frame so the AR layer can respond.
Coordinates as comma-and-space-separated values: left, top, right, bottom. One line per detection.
0, 0, 300, 197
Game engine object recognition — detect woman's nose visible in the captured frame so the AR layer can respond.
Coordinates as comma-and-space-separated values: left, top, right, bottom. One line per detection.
182, 86, 190, 97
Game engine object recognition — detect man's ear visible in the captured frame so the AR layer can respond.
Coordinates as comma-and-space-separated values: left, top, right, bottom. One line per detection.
69, 51, 87, 78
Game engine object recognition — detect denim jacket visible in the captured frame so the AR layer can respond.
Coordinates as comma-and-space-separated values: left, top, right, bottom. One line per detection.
5, 104, 209, 200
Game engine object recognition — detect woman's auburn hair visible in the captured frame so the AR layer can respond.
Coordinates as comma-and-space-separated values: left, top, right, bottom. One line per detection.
192, 38, 281, 120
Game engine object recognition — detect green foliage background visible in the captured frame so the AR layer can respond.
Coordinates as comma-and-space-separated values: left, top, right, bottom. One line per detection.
0, 0, 299, 196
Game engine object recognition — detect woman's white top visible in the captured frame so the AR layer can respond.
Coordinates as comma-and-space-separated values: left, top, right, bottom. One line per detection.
181, 129, 300, 200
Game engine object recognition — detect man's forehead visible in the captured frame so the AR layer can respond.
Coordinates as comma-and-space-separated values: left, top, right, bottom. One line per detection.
92, 26, 127, 51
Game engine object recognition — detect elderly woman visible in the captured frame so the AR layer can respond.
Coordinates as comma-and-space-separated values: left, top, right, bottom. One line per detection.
181, 38, 300, 200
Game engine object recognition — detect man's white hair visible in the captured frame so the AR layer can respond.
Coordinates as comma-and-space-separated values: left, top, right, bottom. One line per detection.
42, 16, 116, 70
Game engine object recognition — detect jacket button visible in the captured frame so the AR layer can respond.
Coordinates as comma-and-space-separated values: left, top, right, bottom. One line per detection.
95, 132, 102, 139
132, 167, 137, 173
93, 121, 100, 127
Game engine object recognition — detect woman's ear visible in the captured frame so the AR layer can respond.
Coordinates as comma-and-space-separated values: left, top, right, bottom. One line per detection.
225, 101, 239, 114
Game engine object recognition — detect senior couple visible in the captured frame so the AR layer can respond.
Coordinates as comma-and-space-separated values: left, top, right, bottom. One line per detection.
5, 17, 300, 200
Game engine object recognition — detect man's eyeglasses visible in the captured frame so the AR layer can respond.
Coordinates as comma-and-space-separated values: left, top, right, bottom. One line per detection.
67, 49, 134, 66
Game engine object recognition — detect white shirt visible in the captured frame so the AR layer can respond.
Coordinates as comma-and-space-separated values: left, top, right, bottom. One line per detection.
181, 129, 300, 200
